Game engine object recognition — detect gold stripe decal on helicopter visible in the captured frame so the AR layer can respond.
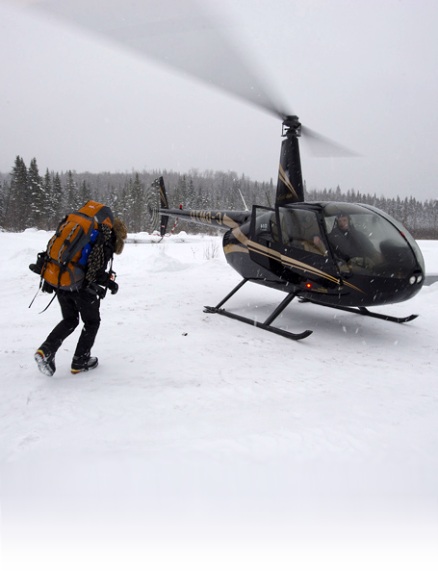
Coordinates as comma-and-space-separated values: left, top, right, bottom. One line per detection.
249, 241, 338, 283
232, 227, 251, 245
189, 211, 240, 228
223, 227, 251, 255
278, 165, 299, 201
247, 240, 365, 294
223, 214, 241, 228
226, 226, 365, 295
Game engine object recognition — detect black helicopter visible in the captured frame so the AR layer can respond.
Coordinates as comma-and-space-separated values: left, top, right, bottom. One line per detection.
150, 114, 425, 340
33, 0, 425, 340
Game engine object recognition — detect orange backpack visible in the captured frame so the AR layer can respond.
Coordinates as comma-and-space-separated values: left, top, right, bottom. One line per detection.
42, 201, 114, 291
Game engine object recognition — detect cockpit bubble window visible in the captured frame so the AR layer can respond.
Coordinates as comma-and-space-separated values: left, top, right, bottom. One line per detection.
322, 203, 418, 276
363, 204, 425, 272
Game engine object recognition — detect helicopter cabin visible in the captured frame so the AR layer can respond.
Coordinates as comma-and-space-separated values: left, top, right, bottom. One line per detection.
252, 201, 424, 281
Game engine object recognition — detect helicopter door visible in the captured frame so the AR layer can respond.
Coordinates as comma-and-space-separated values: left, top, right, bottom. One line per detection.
278, 207, 327, 253
249, 205, 283, 275
278, 206, 338, 281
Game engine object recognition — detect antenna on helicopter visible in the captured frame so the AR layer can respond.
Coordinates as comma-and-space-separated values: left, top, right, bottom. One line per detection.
238, 189, 249, 212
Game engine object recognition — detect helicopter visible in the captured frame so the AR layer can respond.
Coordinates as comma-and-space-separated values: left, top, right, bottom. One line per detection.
31, 0, 425, 340
149, 113, 425, 340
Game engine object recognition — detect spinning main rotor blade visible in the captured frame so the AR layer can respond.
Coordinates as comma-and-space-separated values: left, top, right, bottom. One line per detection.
30, 0, 289, 119
26, 0, 356, 157
301, 126, 359, 157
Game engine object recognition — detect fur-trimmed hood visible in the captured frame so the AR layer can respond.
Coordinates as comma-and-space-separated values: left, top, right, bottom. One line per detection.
113, 218, 128, 255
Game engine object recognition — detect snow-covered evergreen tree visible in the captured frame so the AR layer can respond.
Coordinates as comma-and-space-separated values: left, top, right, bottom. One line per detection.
8, 156, 29, 230
28, 158, 45, 228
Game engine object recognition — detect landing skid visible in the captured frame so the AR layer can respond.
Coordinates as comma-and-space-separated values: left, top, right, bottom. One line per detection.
204, 279, 313, 341
308, 300, 418, 323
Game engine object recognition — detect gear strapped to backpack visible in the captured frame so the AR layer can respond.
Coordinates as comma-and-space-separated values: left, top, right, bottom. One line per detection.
39, 201, 114, 291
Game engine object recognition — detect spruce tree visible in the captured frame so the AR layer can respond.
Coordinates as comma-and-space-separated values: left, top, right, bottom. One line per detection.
43, 169, 56, 229
130, 173, 144, 232
174, 175, 187, 209
0, 178, 7, 229
28, 158, 45, 228
9, 156, 29, 230
121, 177, 135, 230
79, 180, 91, 206
51, 172, 64, 226
66, 170, 80, 210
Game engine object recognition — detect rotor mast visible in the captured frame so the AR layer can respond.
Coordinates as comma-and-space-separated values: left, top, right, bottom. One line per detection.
275, 115, 304, 206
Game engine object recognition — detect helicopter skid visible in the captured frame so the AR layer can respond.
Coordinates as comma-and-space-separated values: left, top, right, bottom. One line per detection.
204, 306, 313, 341
204, 279, 313, 341
307, 300, 418, 323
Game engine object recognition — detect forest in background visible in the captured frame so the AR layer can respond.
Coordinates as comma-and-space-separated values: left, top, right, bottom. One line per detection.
1, 156, 437, 238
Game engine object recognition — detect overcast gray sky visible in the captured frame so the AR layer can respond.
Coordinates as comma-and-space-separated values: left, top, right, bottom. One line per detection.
1, 0, 437, 201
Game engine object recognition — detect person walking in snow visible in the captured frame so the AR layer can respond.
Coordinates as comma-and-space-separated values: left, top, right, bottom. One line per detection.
34, 214, 127, 376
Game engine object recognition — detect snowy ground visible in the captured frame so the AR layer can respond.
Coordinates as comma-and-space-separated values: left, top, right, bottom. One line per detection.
1, 230, 437, 571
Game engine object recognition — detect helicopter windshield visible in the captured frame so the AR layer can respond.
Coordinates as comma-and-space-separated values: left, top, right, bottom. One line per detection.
361, 204, 425, 272
322, 203, 421, 278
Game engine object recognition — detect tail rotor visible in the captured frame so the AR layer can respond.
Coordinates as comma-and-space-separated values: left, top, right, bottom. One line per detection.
146, 176, 171, 237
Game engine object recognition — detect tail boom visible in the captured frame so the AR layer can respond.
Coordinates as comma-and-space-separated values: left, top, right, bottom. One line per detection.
159, 208, 250, 230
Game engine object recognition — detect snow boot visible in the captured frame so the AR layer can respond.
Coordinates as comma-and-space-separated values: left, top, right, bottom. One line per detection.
71, 354, 98, 375
34, 348, 56, 377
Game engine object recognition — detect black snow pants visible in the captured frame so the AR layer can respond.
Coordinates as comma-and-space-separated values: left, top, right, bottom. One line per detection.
41, 288, 101, 359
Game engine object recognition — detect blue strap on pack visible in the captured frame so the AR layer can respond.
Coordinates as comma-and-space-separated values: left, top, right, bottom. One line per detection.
79, 229, 99, 266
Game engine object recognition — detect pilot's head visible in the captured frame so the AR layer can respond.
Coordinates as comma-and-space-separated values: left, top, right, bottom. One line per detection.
336, 213, 350, 231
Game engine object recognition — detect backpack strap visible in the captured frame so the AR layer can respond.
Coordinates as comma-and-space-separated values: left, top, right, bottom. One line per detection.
28, 276, 43, 309
28, 278, 58, 313
39, 290, 58, 314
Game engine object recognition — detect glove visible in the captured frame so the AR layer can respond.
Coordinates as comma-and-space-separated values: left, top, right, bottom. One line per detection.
107, 280, 119, 295
29, 251, 47, 275
105, 270, 119, 295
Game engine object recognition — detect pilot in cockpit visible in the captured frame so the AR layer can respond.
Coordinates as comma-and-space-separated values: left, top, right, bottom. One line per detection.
328, 213, 381, 266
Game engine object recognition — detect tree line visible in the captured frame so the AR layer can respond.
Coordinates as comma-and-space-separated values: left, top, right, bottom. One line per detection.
1, 156, 437, 238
